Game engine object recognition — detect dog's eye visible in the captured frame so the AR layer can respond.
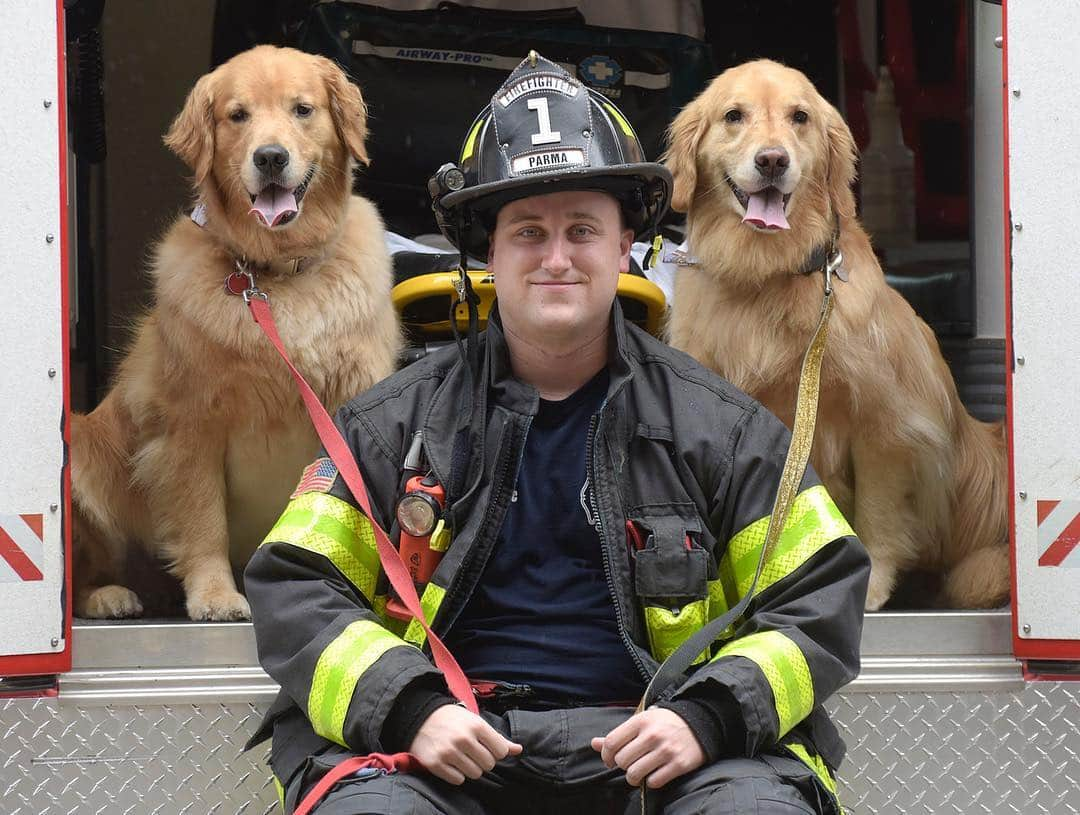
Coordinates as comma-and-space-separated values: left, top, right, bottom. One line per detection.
792, 110, 809, 124
724, 109, 742, 124
229, 109, 249, 124
295, 103, 314, 118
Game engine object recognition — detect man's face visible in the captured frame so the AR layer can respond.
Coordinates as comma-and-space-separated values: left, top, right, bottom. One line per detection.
489, 190, 633, 349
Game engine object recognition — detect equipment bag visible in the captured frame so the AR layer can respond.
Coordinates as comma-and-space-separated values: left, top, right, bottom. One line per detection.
297, 1, 715, 235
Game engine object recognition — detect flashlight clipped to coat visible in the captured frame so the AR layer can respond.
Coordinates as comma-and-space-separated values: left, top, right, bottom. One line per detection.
385, 434, 449, 621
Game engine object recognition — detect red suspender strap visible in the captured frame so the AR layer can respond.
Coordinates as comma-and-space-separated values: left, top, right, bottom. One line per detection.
292, 753, 416, 815
247, 297, 478, 714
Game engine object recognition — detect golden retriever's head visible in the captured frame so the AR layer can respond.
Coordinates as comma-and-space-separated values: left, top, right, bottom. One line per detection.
664, 60, 856, 269
164, 45, 368, 241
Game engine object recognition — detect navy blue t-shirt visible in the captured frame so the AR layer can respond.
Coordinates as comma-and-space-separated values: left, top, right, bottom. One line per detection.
446, 368, 645, 703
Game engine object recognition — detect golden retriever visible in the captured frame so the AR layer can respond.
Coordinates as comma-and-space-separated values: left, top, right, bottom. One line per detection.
71, 46, 400, 620
663, 60, 1008, 610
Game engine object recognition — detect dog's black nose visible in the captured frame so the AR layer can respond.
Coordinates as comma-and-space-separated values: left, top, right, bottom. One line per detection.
755, 147, 789, 178
253, 144, 290, 173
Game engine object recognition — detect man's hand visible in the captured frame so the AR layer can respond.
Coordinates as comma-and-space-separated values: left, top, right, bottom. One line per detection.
409, 704, 523, 785
590, 707, 705, 789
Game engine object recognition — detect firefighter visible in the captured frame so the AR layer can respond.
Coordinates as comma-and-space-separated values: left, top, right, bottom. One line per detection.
245, 53, 870, 815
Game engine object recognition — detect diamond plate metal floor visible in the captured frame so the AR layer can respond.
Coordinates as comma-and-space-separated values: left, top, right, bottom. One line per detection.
3, 683, 1078, 814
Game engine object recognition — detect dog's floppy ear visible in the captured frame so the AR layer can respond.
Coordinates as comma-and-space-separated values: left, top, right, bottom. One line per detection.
664, 98, 708, 213
318, 56, 369, 166
824, 102, 857, 220
164, 73, 216, 187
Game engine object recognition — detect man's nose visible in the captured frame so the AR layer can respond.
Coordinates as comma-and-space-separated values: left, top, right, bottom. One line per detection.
754, 147, 789, 180
253, 144, 290, 175
542, 235, 572, 273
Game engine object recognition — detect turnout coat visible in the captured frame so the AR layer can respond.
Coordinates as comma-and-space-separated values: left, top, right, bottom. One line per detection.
244, 301, 870, 802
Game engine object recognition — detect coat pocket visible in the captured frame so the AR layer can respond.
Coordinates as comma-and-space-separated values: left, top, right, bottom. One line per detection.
628, 508, 711, 664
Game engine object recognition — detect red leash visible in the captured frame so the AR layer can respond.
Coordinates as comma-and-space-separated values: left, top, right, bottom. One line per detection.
236, 280, 477, 812
292, 753, 417, 815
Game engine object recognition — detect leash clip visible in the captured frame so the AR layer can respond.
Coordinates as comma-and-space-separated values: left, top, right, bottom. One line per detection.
823, 249, 844, 295
229, 258, 268, 303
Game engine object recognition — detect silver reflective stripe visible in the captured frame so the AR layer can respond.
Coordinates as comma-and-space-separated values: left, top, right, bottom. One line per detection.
350, 41, 671, 90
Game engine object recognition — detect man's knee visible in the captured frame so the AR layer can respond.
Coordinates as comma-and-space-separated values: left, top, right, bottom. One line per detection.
657, 755, 833, 815
295, 770, 481, 815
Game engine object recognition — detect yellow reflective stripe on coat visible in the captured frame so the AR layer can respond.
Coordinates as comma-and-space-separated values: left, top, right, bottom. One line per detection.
644, 599, 708, 663
712, 630, 813, 737
273, 776, 285, 813
264, 492, 380, 599
308, 620, 414, 747
720, 485, 853, 605
785, 742, 839, 797
404, 582, 446, 647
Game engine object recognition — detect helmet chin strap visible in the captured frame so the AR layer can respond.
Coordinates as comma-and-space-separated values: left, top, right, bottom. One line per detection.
446, 211, 486, 533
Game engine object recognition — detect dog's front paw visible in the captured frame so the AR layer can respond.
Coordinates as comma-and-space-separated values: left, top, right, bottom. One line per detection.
82, 585, 145, 619
864, 566, 895, 611
186, 588, 251, 621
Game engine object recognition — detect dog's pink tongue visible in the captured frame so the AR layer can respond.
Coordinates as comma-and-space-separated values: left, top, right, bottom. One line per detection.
743, 188, 790, 230
249, 186, 298, 227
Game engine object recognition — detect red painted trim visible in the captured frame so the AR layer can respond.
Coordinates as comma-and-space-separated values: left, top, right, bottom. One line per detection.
0, 0, 74, 678
1002, 0, 1022, 659
0, 651, 71, 676
1004, 1, 1080, 663
57, 0, 73, 677
0, 686, 59, 700
1020, 636, 1080, 663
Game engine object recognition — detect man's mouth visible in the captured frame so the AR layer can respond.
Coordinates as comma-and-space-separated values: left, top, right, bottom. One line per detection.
725, 175, 791, 231
248, 165, 316, 228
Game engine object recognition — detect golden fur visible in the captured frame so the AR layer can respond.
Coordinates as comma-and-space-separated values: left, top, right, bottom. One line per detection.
72, 46, 401, 620
663, 60, 1008, 610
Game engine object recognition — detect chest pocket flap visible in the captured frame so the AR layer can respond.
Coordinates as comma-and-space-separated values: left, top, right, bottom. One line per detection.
631, 512, 708, 604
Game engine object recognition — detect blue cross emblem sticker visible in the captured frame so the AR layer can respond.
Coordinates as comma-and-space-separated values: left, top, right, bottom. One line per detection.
579, 55, 622, 88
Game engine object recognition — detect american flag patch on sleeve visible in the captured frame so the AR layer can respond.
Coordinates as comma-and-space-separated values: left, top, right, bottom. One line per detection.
291, 457, 339, 498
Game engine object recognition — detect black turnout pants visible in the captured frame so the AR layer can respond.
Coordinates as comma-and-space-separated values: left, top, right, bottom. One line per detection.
285, 707, 839, 815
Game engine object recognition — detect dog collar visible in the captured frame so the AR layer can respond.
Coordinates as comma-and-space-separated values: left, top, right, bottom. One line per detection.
190, 202, 319, 283
795, 225, 847, 283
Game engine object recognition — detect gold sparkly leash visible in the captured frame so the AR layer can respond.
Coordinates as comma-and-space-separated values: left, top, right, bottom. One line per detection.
636, 249, 842, 814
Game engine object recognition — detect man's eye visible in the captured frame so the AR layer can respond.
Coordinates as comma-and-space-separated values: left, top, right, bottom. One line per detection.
571, 225, 594, 238
229, 109, 249, 123
295, 103, 314, 118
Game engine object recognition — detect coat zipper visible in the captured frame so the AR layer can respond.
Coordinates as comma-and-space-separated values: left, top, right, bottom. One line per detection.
437, 414, 531, 640
588, 410, 652, 684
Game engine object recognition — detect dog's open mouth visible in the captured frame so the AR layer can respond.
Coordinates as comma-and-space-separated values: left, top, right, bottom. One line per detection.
248, 165, 316, 228
725, 175, 791, 231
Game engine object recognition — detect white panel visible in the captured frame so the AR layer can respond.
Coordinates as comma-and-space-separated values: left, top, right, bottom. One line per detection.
0, 4, 65, 657
1008, 6, 1080, 642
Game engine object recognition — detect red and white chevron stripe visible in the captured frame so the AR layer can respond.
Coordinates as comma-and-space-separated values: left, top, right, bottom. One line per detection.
0, 514, 44, 582
1037, 500, 1080, 568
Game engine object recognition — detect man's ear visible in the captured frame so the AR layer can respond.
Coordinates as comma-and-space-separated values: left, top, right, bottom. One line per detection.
317, 55, 369, 166
823, 102, 857, 220
663, 98, 708, 214
163, 73, 216, 187
619, 228, 634, 274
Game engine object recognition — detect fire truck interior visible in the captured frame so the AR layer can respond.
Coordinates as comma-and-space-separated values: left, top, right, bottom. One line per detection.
64, 0, 1002, 619
18, 4, 1080, 815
